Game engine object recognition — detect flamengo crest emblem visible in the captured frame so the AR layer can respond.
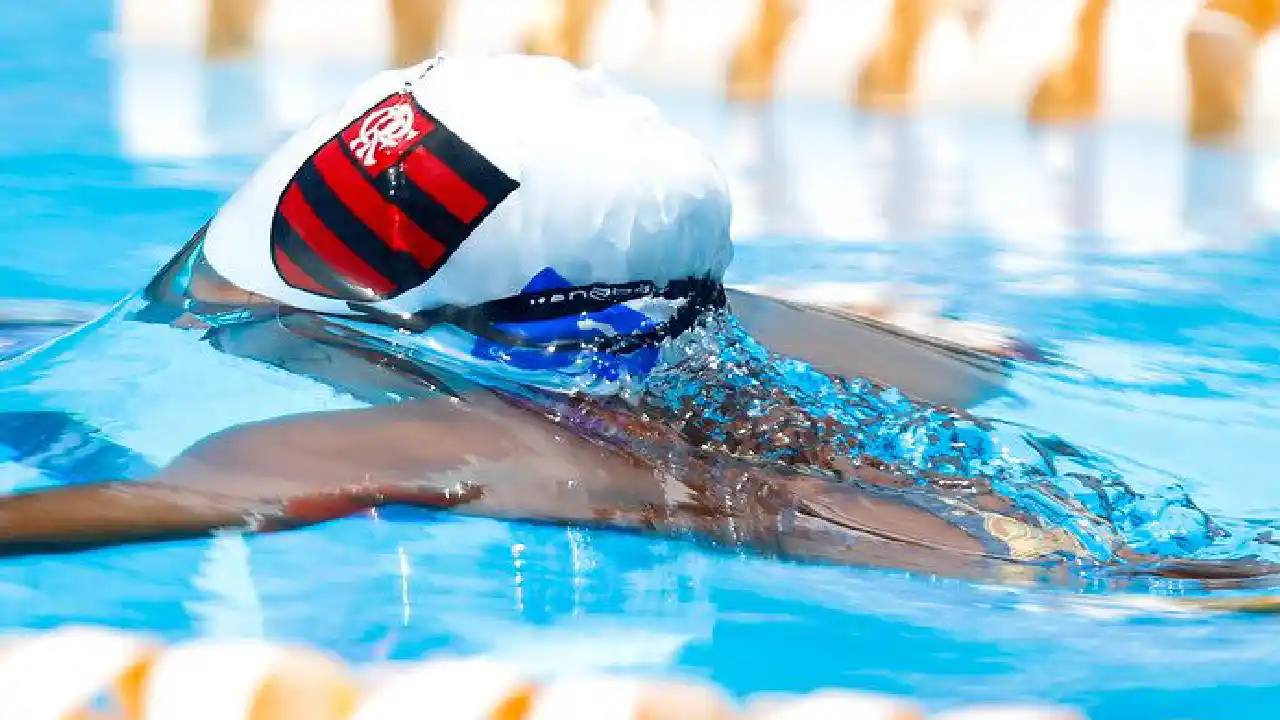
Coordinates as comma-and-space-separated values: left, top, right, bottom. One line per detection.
348, 103, 420, 167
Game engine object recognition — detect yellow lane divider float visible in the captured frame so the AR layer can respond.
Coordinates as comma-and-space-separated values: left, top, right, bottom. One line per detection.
0, 626, 1087, 719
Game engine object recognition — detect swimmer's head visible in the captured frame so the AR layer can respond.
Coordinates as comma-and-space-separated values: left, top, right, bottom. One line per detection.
200, 53, 733, 393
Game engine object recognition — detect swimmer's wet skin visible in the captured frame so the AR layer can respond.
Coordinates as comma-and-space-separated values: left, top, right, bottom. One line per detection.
0, 53, 1273, 590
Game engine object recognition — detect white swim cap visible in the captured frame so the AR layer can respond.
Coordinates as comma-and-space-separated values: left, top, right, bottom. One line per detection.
201, 53, 734, 324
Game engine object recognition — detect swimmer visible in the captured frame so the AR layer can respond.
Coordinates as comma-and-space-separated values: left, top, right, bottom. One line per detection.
0, 54, 1270, 587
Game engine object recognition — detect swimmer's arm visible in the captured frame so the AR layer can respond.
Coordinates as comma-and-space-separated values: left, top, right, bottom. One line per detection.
0, 481, 297, 556
0, 402, 1271, 585
665, 460, 1280, 585
0, 402, 500, 556
0, 395, 653, 557
0, 475, 478, 557
727, 288, 1007, 408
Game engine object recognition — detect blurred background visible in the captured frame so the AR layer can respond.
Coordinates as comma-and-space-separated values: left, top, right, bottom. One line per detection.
8, 0, 1280, 311
6, 1, 1280, 718
7, 0, 1280, 296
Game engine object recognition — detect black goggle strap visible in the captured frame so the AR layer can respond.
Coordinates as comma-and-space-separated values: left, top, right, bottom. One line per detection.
345, 277, 726, 354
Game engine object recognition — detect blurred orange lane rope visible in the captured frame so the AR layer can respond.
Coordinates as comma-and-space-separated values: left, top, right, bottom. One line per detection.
0, 626, 1089, 719
1186, 0, 1280, 144
192, 0, 1280, 147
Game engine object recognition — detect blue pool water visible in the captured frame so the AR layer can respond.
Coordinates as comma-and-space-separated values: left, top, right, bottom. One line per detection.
6, 2, 1280, 718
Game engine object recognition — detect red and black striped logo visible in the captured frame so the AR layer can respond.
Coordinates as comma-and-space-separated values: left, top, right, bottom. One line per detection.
270, 93, 519, 302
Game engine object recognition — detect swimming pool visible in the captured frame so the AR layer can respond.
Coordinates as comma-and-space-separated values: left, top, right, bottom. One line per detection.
6, 2, 1280, 718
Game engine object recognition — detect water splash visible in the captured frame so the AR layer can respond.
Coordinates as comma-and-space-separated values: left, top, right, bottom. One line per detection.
627, 311, 1237, 564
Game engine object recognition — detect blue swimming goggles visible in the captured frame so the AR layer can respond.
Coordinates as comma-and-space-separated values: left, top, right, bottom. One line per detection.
345, 275, 726, 356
